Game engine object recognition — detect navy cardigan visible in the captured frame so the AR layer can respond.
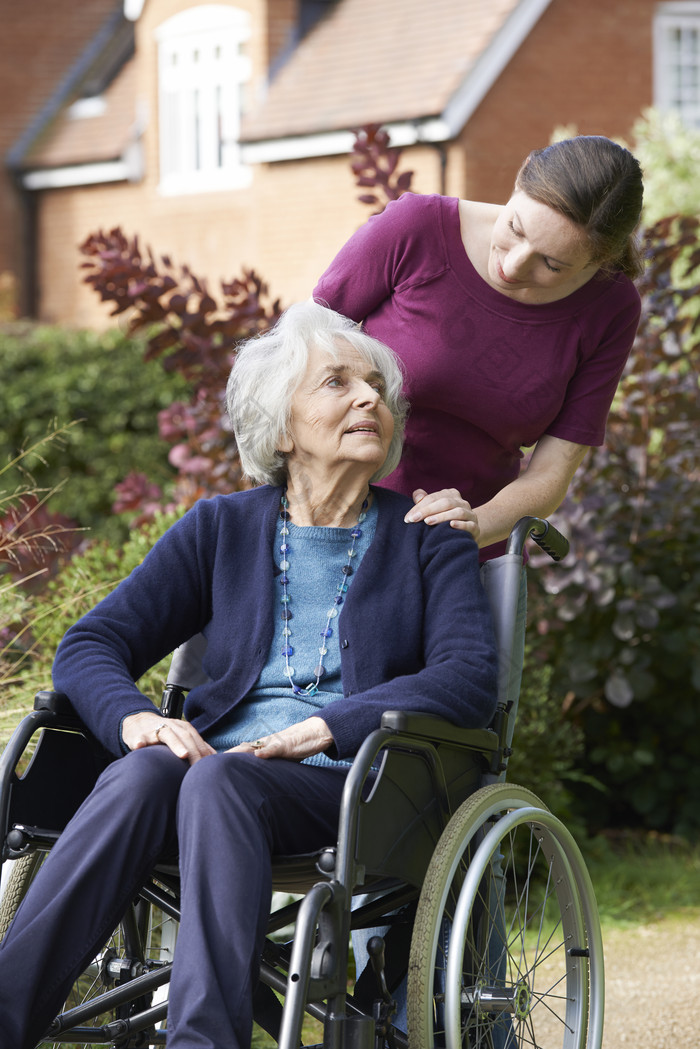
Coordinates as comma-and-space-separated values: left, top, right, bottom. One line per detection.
53, 486, 498, 759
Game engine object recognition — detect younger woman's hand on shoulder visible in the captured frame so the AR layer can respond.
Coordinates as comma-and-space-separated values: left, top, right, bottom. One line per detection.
404, 488, 480, 542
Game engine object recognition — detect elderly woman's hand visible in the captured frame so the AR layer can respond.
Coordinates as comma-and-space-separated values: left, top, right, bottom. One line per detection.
229, 716, 334, 762
122, 711, 216, 765
404, 488, 480, 542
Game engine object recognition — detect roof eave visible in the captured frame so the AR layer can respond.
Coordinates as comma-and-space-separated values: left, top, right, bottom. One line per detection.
22, 161, 130, 191
21, 137, 144, 191
241, 117, 451, 164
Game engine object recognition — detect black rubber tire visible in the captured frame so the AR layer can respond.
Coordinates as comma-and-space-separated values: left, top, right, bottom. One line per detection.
0, 852, 45, 941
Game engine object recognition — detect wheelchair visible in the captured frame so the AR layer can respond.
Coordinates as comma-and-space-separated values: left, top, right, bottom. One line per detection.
0, 517, 603, 1049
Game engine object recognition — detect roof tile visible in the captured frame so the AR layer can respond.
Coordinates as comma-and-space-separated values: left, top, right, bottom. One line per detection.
25, 57, 137, 169
241, 0, 522, 140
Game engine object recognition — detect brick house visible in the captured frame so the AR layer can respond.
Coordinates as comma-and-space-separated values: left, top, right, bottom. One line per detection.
4, 0, 700, 326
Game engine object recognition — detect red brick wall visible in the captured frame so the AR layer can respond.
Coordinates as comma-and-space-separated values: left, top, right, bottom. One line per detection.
459, 0, 655, 203
0, 0, 122, 314
35, 144, 445, 328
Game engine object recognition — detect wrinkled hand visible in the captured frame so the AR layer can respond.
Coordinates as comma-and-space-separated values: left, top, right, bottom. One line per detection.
122, 711, 216, 765
404, 488, 480, 541
229, 716, 334, 762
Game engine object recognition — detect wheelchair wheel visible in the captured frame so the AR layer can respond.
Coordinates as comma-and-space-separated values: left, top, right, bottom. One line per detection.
406, 783, 603, 1049
0, 852, 45, 941
0, 854, 175, 1048
44, 902, 175, 1048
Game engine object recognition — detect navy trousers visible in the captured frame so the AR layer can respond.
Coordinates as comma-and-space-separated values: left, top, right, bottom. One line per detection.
0, 747, 350, 1049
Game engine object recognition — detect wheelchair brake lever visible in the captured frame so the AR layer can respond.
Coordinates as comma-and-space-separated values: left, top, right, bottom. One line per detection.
368, 933, 399, 1049
366, 936, 393, 1006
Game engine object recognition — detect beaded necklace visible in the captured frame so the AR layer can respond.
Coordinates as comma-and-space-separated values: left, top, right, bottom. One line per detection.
279, 490, 368, 697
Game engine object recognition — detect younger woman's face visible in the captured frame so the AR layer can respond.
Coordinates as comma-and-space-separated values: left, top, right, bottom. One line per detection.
488, 191, 600, 303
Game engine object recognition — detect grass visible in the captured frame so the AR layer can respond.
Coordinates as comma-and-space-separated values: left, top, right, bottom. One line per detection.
581, 831, 700, 927
0, 664, 40, 763
253, 1009, 324, 1047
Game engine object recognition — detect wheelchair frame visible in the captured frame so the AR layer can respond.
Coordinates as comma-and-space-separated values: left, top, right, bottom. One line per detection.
0, 517, 604, 1049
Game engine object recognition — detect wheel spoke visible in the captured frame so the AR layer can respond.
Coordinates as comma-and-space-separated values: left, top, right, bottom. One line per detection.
407, 783, 601, 1049
1, 859, 175, 1049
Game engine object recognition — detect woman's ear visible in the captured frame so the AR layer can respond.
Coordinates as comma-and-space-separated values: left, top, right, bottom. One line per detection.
277, 430, 294, 455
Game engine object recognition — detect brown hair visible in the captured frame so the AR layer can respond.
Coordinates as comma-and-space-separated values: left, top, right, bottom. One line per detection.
515, 136, 644, 279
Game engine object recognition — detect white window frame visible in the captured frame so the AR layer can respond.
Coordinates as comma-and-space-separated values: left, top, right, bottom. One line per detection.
156, 4, 252, 195
654, 1, 700, 128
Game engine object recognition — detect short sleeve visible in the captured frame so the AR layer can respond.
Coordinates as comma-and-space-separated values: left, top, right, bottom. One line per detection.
545, 279, 641, 447
313, 193, 444, 321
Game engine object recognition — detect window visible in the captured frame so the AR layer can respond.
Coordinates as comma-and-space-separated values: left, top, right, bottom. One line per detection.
654, 2, 700, 128
156, 5, 252, 194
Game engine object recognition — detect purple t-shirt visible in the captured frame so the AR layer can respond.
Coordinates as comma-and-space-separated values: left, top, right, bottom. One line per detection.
314, 193, 641, 557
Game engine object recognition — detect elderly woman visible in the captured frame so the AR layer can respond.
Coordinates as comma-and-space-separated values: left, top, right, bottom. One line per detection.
0, 302, 497, 1049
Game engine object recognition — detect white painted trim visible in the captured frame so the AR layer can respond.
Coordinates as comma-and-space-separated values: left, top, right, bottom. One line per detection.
655, 1, 700, 15
67, 96, 107, 121
154, 4, 252, 41
441, 0, 553, 135
124, 0, 145, 21
241, 118, 452, 164
389, 119, 452, 145
22, 160, 133, 190
653, 6, 667, 107
157, 165, 253, 196
241, 131, 355, 164
653, 2, 700, 119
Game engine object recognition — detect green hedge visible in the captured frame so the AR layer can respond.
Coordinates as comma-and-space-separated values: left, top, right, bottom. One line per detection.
0, 323, 190, 542
1, 510, 182, 741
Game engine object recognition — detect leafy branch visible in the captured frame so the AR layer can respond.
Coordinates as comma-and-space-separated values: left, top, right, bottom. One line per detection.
79, 230, 283, 509
350, 124, 414, 212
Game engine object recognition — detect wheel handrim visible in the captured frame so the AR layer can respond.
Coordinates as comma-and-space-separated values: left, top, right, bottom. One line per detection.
445, 807, 589, 1049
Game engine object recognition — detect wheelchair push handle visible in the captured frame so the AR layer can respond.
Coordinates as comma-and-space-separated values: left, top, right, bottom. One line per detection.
506, 516, 569, 562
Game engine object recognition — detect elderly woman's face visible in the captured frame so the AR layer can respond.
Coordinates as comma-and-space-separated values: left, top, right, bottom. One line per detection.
282, 340, 394, 481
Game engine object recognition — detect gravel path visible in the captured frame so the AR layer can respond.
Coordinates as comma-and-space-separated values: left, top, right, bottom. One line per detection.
602, 913, 700, 1048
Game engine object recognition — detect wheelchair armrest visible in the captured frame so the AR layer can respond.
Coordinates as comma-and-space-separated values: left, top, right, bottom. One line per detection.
380, 710, 499, 752
33, 690, 76, 717
2, 693, 111, 860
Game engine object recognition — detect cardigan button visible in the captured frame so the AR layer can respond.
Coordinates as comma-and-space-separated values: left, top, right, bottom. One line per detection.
341, 639, 349, 649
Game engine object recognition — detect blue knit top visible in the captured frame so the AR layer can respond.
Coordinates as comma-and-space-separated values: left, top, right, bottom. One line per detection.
205, 502, 378, 765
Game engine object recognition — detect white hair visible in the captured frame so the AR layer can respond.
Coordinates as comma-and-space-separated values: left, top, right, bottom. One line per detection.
227, 301, 407, 486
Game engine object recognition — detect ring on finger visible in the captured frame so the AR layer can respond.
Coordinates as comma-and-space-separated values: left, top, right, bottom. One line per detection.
155, 723, 168, 739
251, 739, 265, 749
